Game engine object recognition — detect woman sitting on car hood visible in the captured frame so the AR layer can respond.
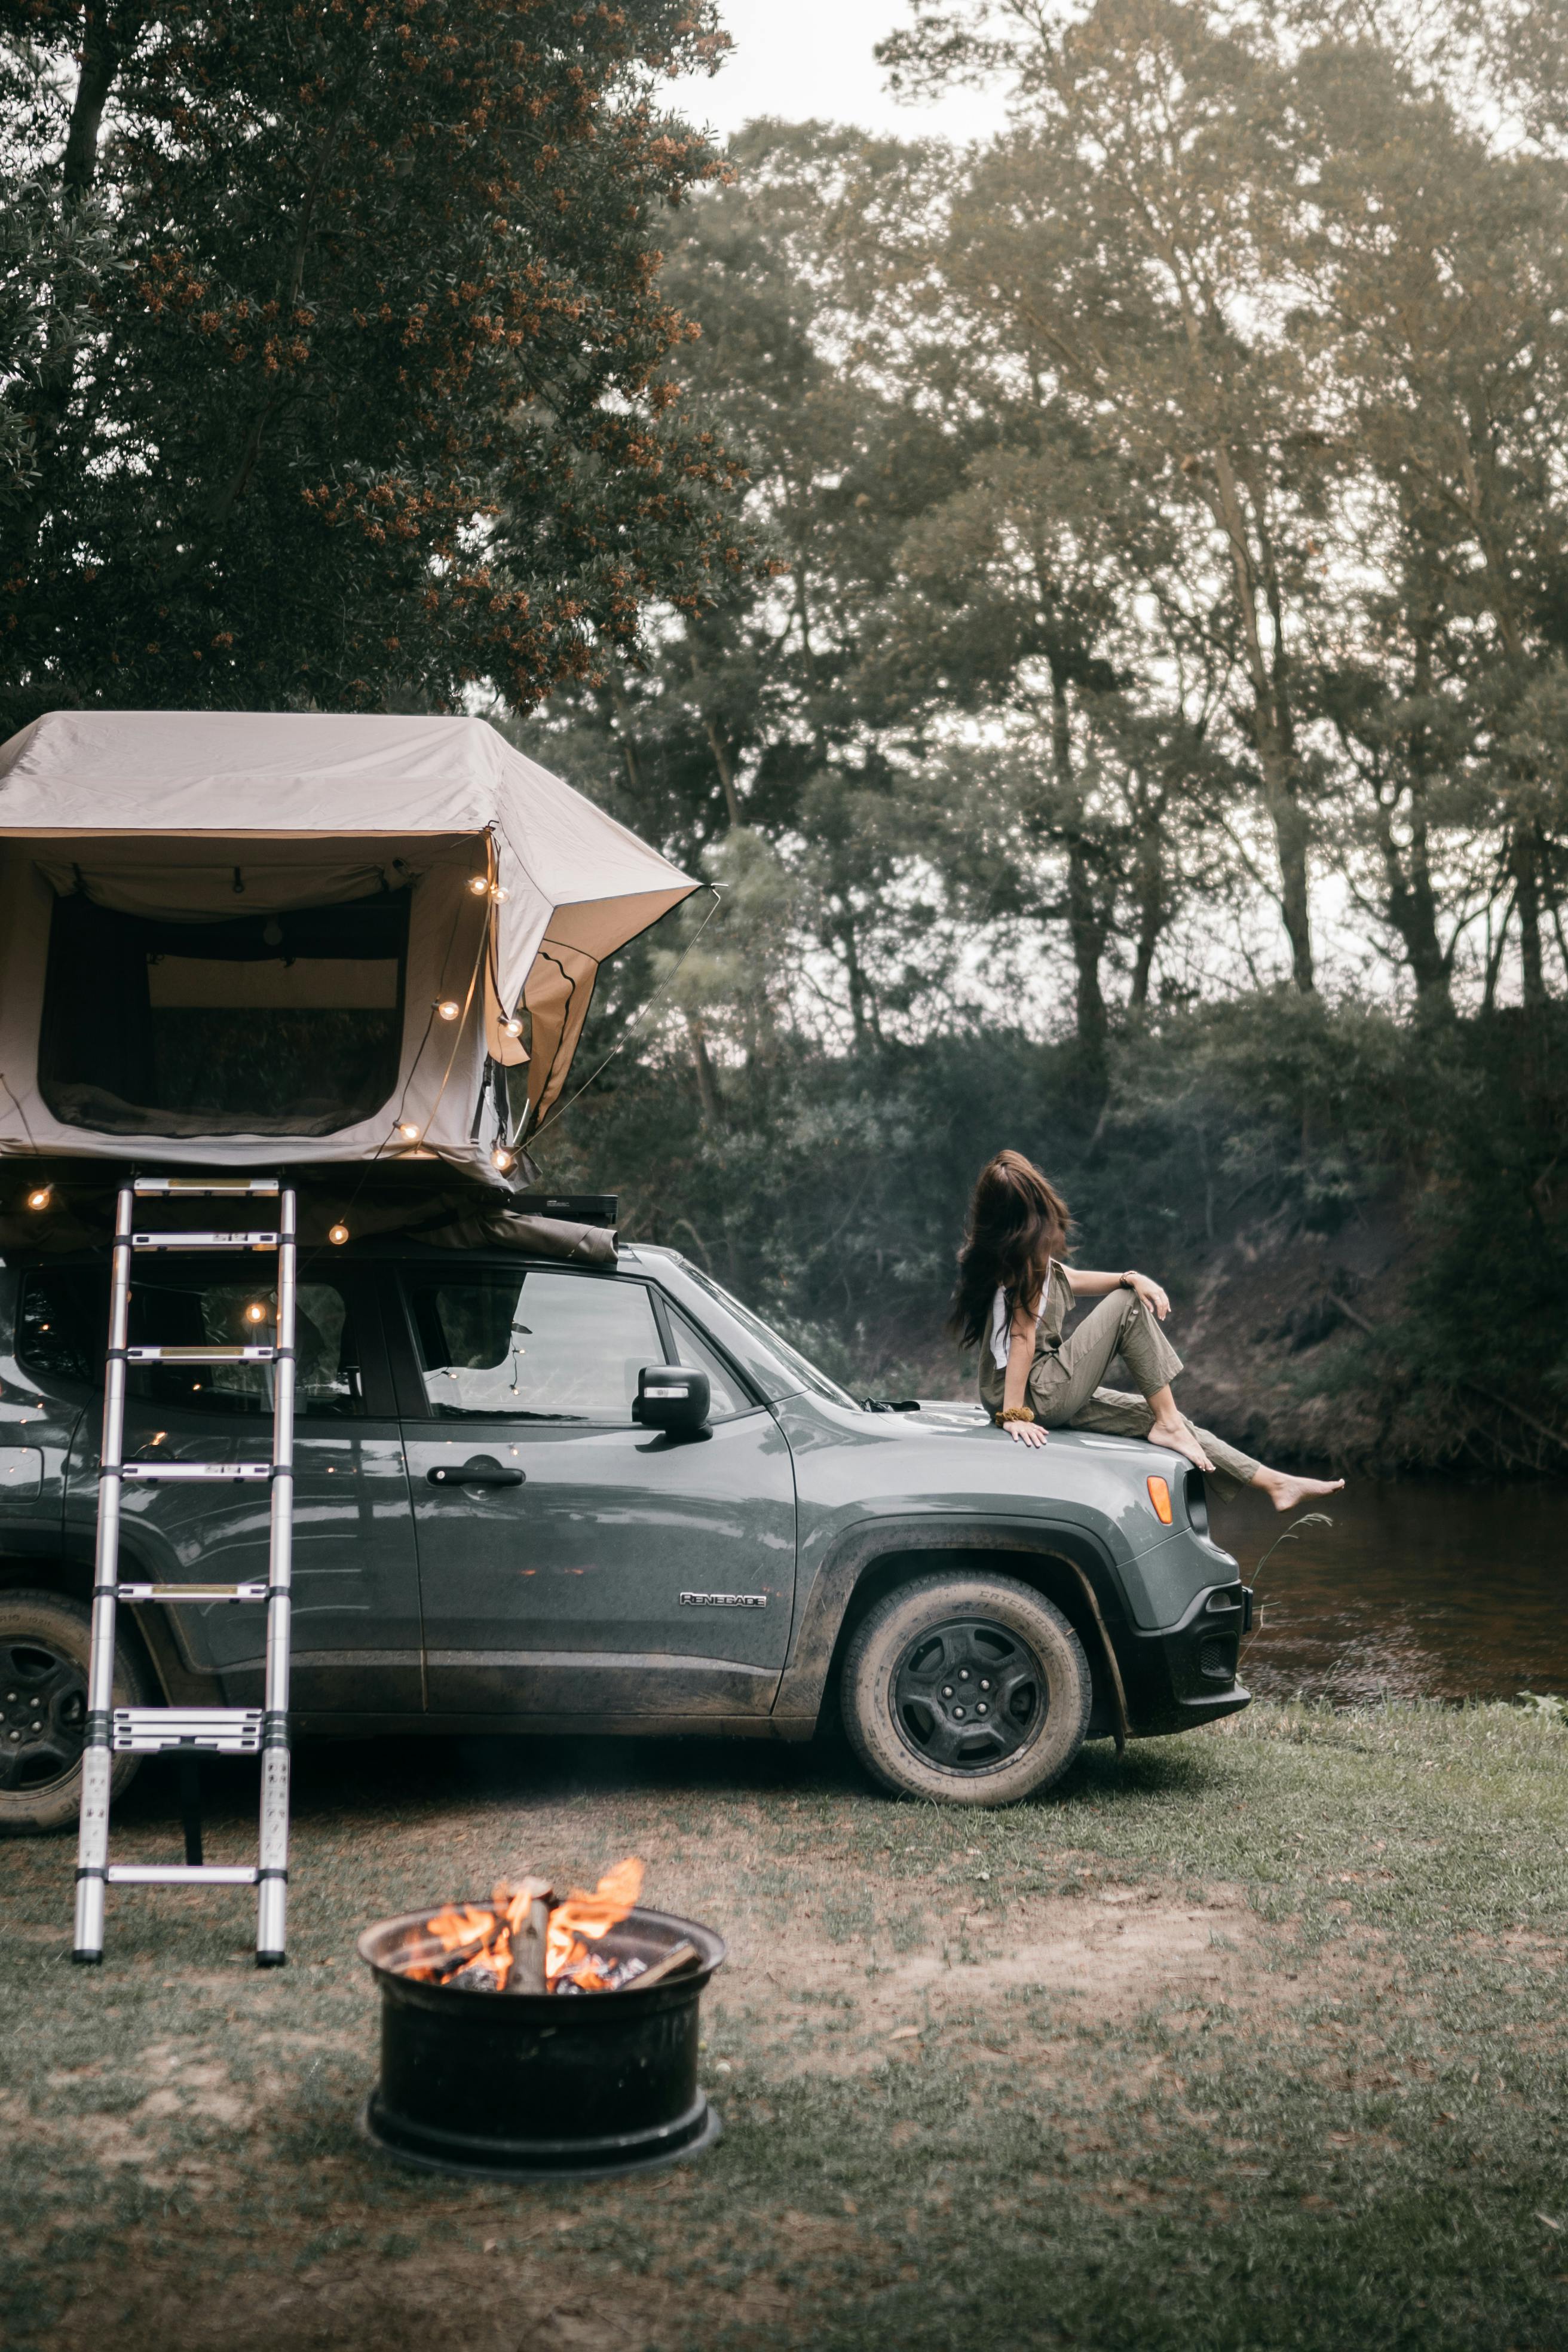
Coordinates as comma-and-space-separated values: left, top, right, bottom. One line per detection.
953, 1150, 1343, 1514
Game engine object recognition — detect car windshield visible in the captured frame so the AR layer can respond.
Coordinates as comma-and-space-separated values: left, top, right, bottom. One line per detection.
678, 1266, 859, 1410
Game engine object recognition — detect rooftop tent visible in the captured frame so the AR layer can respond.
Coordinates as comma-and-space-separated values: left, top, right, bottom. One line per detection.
0, 711, 696, 1176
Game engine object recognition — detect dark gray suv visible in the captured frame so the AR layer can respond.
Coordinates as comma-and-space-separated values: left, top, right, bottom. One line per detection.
0, 1239, 1251, 1829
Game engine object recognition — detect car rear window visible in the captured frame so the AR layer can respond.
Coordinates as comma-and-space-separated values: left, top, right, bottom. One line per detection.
18, 1266, 366, 1417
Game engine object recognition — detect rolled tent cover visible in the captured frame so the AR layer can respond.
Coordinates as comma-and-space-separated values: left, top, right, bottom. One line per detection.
0, 710, 696, 1174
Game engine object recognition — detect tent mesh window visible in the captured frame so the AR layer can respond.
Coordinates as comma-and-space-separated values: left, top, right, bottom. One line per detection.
38, 889, 410, 1137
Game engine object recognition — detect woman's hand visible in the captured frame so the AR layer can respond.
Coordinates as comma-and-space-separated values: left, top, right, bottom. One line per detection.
1126, 1272, 1170, 1321
1004, 1419, 1049, 1448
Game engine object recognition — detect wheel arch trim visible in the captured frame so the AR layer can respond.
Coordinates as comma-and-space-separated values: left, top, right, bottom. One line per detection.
773, 1518, 1130, 1750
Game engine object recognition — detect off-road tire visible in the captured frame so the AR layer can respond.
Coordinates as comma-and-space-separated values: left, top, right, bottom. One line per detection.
0, 1588, 151, 1836
842, 1572, 1092, 1806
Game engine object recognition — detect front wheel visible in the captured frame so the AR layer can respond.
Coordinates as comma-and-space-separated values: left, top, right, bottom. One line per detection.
841, 1572, 1092, 1806
0, 1588, 150, 1836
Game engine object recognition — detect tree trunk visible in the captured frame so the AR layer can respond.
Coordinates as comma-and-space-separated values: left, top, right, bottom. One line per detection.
62, 8, 119, 203
1375, 795, 1450, 1015
687, 1013, 722, 1127
33, 5, 120, 486
609, 675, 642, 801
1048, 664, 1110, 1085
1128, 806, 1165, 1009
704, 716, 742, 829
1514, 828, 1547, 1010
1066, 836, 1109, 1080
838, 911, 880, 1051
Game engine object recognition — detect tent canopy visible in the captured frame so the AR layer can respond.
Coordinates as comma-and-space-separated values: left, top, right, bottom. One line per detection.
0, 711, 696, 1175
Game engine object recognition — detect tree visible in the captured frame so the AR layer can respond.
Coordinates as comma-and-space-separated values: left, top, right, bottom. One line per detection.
536, 120, 976, 1058
1, 0, 740, 728
1282, 33, 1568, 1007
884, 0, 1337, 994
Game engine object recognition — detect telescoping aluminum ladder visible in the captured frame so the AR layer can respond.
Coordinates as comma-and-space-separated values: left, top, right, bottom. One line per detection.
73, 1176, 298, 1968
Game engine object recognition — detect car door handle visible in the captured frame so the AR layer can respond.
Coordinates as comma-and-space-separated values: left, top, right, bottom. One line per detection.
426, 1459, 525, 1489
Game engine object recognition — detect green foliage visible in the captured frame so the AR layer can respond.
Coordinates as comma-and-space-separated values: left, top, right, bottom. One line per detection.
1, 0, 744, 728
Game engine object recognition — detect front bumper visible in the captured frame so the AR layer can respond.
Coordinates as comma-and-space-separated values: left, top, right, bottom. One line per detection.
1116, 1579, 1254, 1738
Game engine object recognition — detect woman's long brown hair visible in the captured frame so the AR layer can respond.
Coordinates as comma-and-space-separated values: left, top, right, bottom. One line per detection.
948, 1150, 1073, 1350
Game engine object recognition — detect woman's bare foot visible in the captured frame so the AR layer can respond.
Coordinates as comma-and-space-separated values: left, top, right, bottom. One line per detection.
1147, 1416, 1215, 1474
1252, 1466, 1345, 1514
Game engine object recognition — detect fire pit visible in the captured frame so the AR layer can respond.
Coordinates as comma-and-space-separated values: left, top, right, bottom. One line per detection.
357, 1869, 726, 2181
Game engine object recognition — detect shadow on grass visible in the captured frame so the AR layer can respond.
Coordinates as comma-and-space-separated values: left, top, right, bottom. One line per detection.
109, 1720, 1212, 1848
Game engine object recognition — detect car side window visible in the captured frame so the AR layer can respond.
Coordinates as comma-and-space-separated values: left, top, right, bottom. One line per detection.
17, 1268, 103, 1387
402, 1270, 663, 1423
126, 1273, 366, 1417
17, 1267, 365, 1416
660, 1303, 752, 1420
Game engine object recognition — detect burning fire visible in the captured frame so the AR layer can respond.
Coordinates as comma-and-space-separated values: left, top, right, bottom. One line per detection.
407, 1858, 645, 1993
545, 1855, 645, 1990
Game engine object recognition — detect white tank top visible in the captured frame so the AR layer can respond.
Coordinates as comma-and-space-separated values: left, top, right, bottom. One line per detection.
990, 1263, 1051, 1371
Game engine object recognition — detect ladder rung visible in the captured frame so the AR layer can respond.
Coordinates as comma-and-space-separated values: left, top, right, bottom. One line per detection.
118, 1461, 272, 1483
126, 1345, 277, 1364
118, 1581, 270, 1604
112, 1707, 264, 1754
132, 1231, 280, 1251
134, 1178, 280, 1197
106, 1864, 261, 1886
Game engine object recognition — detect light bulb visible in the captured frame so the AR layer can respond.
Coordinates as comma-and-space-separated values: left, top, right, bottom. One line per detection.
467, 875, 490, 897
501, 1016, 522, 1039
244, 1303, 267, 1325
328, 1223, 350, 1247
398, 1121, 422, 1141
491, 1147, 515, 1174
25, 1187, 51, 1211
435, 998, 461, 1022
488, 883, 510, 903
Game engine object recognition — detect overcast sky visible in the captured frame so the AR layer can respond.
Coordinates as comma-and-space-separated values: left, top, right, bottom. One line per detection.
663, 0, 1008, 147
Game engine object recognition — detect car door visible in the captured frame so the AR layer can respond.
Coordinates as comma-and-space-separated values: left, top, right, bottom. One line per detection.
389, 1259, 797, 1720
59, 1255, 421, 1714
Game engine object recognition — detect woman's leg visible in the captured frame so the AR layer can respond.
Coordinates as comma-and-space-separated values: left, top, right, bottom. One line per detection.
1058, 1384, 1260, 1499
1031, 1290, 1214, 1471
1033, 1291, 1346, 1505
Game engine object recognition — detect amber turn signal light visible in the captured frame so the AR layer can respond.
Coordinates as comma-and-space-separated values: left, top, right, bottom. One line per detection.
1147, 1474, 1173, 1525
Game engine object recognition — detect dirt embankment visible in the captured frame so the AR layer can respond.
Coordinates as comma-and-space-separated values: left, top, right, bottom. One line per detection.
1171, 1200, 1411, 1472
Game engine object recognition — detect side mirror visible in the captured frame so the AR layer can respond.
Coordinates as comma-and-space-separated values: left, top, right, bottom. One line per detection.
633, 1364, 710, 1440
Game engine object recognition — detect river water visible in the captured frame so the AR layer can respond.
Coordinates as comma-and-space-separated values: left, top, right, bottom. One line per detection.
1208, 1477, 1568, 1704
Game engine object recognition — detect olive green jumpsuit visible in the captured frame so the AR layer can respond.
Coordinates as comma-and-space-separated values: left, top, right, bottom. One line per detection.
976, 1265, 1261, 1502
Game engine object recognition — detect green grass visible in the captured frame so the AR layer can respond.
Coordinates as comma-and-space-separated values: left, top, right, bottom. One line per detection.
2, 1702, 1567, 2350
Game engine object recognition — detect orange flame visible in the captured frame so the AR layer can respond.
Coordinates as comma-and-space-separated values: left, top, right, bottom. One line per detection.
546, 1857, 645, 1987
403, 1860, 644, 1992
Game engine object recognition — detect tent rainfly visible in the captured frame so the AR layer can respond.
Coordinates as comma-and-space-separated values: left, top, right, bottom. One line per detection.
0, 711, 697, 1178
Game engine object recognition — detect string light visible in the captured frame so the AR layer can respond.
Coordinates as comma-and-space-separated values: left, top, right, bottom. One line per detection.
397, 1121, 422, 1141
328, 1223, 350, 1247
244, 1303, 267, 1325
491, 1147, 515, 1174
467, 875, 490, 897
489, 883, 510, 903
501, 1016, 523, 1039
25, 1187, 51, 1211
434, 998, 461, 1022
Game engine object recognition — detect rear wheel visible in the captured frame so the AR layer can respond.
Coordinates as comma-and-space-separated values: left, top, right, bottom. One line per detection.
841, 1572, 1091, 1806
0, 1589, 150, 1836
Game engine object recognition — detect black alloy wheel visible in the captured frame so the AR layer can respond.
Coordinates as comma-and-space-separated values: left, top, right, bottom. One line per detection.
892, 1615, 1044, 1772
0, 1634, 87, 1795
841, 1570, 1092, 1806
0, 1590, 151, 1835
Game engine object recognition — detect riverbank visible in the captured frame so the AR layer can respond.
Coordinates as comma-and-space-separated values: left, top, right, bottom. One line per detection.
3, 1701, 1566, 2350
